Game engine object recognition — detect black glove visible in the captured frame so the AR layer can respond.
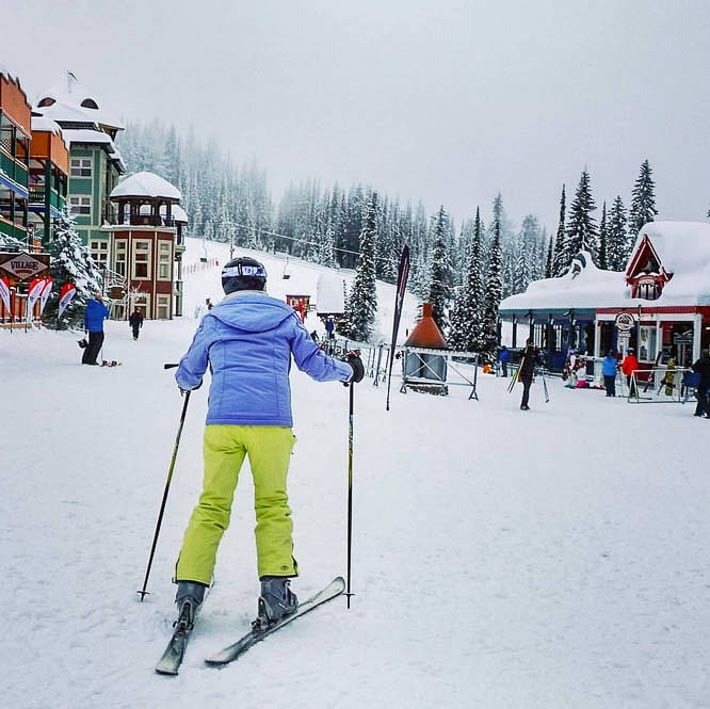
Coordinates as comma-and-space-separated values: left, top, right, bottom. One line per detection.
344, 351, 364, 384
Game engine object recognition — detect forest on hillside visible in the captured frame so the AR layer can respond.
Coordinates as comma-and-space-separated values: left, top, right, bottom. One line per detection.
116, 121, 657, 346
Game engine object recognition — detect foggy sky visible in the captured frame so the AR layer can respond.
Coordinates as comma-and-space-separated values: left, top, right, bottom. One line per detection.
3, 0, 710, 233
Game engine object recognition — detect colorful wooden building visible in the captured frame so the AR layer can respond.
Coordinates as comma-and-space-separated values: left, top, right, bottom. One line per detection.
109, 171, 186, 320
499, 222, 710, 370
0, 67, 31, 246
28, 115, 69, 243
32, 71, 126, 271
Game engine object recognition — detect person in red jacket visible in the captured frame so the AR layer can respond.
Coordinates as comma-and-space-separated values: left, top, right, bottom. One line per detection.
621, 349, 640, 397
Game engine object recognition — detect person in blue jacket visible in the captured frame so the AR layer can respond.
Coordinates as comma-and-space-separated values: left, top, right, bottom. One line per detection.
172, 256, 364, 633
82, 293, 109, 365
498, 345, 510, 377
601, 350, 618, 397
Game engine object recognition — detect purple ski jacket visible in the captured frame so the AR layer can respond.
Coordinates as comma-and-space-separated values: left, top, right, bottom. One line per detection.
176, 291, 352, 426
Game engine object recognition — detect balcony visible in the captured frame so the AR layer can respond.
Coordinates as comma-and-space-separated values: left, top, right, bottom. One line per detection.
29, 188, 65, 211
0, 151, 29, 191
0, 217, 27, 240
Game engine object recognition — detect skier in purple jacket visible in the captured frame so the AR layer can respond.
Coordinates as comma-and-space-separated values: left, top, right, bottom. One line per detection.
172, 257, 364, 632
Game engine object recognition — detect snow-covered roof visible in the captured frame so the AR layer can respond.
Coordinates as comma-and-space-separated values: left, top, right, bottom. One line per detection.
316, 274, 345, 313
30, 115, 63, 137
0, 65, 18, 83
111, 172, 181, 201
169, 204, 188, 223
630, 221, 710, 276
32, 71, 124, 131
500, 222, 710, 315
60, 128, 114, 148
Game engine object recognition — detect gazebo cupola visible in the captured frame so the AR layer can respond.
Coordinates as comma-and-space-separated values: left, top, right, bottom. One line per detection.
110, 171, 181, 226
108, 172, 183, 321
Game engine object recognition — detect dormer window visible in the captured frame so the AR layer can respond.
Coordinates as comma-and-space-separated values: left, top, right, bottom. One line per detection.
37, 97, 55, 107
81, 98, 99, 109
636, 275, 660, 300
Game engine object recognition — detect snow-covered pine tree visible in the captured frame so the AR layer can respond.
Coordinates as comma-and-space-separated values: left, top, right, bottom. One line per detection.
544, 235, 554, 278
598, 202, 608, 269
552, 185, 567, 276
345, 192, 379, 342
449, 207, 486, 352
629, 159, 658, 238
427, 206, 453, 336
607, 195, 628, 271
43, 208, 104, 329
512, 215, 541, 293
565, 169, 598, 262
482, 209, 503, 360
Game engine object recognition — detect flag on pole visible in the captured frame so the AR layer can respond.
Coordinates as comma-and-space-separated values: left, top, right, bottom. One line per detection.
39, 277, 53, 315
385, 245, 410, 411
27, 277, 46, 318
57, 282, 76, 319
0, 276, 10, 314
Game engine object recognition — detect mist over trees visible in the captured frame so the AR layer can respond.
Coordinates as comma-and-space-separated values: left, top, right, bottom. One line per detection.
117, 122, 662, 345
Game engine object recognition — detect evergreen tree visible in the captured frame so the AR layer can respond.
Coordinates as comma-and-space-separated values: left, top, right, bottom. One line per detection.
428, 206, 454, 335
552, 185, 567, 276
565, 169, 598, 263
629, 159, 658, 238
607, 195, 629, 271
482, 210, 503, 359
43, 209, 104, 329
345, 192, 379, 342
512, 215, 541, 293
448, 207, 485, 352
598, 201, 608, 269
544, 235, 554, 278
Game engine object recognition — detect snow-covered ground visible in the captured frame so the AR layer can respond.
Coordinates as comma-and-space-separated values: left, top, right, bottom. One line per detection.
2, 239, 709, 709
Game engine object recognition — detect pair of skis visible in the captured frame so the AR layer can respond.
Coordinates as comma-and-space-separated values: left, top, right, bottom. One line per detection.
155, 576, 345, 675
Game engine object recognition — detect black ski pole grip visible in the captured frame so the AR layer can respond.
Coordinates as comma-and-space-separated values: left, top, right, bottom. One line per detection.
164, 363, 179, 370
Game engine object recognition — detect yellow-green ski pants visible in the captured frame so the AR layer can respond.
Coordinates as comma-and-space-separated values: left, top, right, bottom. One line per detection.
175, 424, 297, 585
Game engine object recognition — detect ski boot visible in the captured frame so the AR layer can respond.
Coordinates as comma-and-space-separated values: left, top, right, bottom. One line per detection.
254, 576, 298, 630
174, 580, 208, 634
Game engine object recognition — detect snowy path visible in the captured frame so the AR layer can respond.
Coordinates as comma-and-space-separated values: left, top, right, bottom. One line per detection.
3, 244, 710, 707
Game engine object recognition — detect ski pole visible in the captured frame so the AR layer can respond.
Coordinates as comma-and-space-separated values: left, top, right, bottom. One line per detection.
138, 389, 191, 601
345, 382, 355, 608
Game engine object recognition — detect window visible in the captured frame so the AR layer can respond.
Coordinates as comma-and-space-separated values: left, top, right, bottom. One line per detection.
114, 240, 127, 277
70, 195, 91, 216
158, 241, 172, 280
0, 187, 13, 221
133, 240, 152, 279
156, 294, 171, 320
90, 240, 109, 269
37, 97, 56, 107
71, 158, 92, 178
81, 98, 99, 109
636, 275, 660, 301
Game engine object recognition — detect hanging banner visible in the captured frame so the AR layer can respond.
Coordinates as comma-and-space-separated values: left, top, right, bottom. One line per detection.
57, 282, 76, 319
39, 277, 53, 314
385, 245, 411, 411
26, 277, 46, 318
0, 275, 10, 314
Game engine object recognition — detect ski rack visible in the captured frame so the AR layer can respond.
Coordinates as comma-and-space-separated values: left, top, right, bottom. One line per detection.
398, 345, 480, 401
626, 367, 691, 404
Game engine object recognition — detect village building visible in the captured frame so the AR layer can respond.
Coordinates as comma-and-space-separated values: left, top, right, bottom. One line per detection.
32, 71, 126, 271
499, 221, 710, 373
29, 114, 69, 243
108, 171, 187, 320
0, 67, 31, 246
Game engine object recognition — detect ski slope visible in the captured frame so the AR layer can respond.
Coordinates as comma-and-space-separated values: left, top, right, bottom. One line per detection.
2, 239, 709, 709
